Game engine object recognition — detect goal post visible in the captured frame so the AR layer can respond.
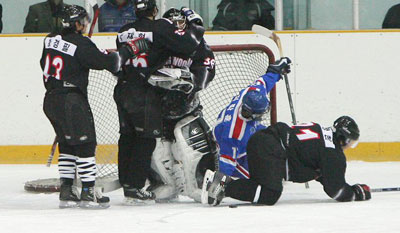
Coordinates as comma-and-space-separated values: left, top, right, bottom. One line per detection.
24, 43, 277, 193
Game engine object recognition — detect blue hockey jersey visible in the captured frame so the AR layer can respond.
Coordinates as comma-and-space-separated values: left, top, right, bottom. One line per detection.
213, 72, 280, 179
99, 1, 136, 32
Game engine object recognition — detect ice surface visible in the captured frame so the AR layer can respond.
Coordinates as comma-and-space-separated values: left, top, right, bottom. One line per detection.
1, 162, 400, 233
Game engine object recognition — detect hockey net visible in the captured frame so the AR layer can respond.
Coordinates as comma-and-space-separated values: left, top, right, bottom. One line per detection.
24, 44, 276, 192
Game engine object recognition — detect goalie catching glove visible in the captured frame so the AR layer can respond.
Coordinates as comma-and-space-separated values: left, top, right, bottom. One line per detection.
352, 184, 371, 201
267, 57, 292, 76
148, 67, 195, 94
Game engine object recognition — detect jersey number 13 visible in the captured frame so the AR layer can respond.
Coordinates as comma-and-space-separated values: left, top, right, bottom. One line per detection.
43, 54, 64, 81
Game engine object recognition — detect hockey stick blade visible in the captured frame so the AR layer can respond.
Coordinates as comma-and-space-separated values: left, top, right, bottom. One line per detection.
251, 24, 283, 56
371, 187, 400, 192
252, 24, 273, 38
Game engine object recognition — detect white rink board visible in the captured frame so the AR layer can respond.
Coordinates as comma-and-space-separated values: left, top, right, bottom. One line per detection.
0, 31, 400, 145
1, 162, 400, 233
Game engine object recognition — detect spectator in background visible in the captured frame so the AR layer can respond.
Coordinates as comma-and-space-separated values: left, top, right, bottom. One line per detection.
382, 3, 400, 28
212, 0, 275, 31
98, 0, 136, 32
23, 0, 66, 33
0, 4, 3, 33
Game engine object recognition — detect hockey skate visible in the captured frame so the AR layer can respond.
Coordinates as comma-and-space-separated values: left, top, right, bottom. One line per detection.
80, 186, 110, 209
59, 185, 80, 209
201, 170, 232, 206
123, 187, 156, 205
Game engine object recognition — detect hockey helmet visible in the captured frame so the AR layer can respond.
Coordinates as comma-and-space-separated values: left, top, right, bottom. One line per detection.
162, 8, 186, 29
134, 0, 157, 12
61, 5, 90, 29
333, 116, 360, 148
241, 90, 270, 120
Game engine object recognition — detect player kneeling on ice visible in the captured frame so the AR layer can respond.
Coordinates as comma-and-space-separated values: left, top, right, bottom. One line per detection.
202, 116, 371, 206
145, 7, 217, 203
40, 5, 148, 209
212, 57, 291, 181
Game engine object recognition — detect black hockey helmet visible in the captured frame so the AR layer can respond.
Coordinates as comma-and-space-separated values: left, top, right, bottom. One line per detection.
61, 5, 90, 29
134, 0, 157, 14
162, 8, 186, 29
333, 116, 360, 148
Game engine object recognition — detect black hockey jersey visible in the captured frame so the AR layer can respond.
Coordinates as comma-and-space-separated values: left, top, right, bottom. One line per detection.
116, 17, 205, 85
162, 39, 216, 118
271, 122, 355, 202
40, 33, 120, 95
165, 39, 215, 91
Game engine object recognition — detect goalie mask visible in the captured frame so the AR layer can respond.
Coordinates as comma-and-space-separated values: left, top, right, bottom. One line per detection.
333, 116, 360, 149
163, 8, 186, 30
241, 90, 270, 121
61, 5, 90, 31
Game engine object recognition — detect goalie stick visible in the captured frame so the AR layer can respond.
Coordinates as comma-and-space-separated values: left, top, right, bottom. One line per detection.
251, 25, 308, 189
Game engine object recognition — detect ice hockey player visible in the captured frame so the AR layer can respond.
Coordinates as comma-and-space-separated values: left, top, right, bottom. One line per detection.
213, 57, 291, 179
114, 0, 205, 204
146, 7, 216, 202
40, 5, 148, 209
202, 116, 372, 206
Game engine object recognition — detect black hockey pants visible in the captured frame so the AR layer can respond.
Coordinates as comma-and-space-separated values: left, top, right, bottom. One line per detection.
225, 129, 287, 205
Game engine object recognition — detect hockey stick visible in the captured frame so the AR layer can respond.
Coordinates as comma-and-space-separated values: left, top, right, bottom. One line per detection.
46, 136, 58, 167
85, 0, 100, 38
251, 25, 297, 125
371, 187, 400, 193
252, 25, 307, 188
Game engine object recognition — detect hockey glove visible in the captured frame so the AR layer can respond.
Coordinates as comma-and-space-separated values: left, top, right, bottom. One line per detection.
181, 7, 203, 26
352, 184, 371, 201
125, 37, 149, 58
267, 57, 292, 76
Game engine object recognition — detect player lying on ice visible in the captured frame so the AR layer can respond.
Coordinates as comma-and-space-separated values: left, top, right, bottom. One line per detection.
213, 57, 291, 180
202, 116, 371, 206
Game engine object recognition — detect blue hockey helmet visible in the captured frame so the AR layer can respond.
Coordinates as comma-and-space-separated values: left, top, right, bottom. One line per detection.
241, 90, 270, 120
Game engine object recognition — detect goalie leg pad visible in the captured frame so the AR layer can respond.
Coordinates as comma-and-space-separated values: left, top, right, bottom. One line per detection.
171, 114, 217, 202
150, 139, 178, 201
